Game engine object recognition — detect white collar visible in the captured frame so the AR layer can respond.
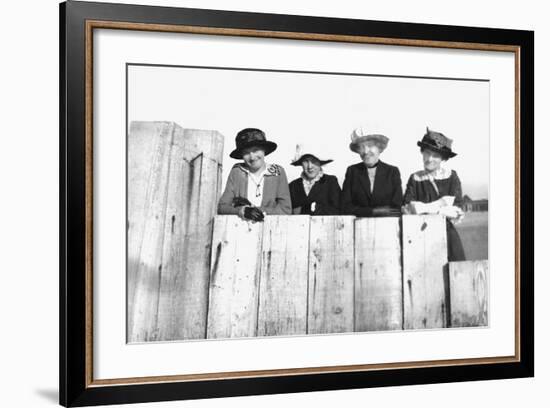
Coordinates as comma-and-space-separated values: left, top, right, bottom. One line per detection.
301, 169, 324, 185
412, 167, 452, 181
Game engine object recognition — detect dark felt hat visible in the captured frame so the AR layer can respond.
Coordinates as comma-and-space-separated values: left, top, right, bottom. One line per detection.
290, 145, 333, 166
417, 127, 457, 159
291, 154, 333, 166
229, 128, 278, 159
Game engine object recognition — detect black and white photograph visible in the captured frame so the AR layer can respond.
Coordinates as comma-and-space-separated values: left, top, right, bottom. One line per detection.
50, 1, 536, 406
126, 64, 490, 343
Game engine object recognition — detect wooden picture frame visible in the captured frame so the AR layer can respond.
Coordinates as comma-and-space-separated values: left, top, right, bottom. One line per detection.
60, 1, 534, 406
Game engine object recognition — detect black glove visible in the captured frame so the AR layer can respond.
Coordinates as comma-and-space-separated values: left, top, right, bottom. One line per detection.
372, 207, 402, 217
232, 196, 252, 207
243, 206, 265, 222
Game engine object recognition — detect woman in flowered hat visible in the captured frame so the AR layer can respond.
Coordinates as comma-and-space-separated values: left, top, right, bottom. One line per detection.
403, 127, 466, 261
218, 128, 292, 221
341, 127, 403, 217
288, 145, 341, 215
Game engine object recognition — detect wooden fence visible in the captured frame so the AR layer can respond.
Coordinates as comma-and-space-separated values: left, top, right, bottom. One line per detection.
205, 215, 488, 340
127, 122, 488, 343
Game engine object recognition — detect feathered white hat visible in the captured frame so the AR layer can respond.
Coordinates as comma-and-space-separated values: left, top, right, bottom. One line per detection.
349, 126, 389, 153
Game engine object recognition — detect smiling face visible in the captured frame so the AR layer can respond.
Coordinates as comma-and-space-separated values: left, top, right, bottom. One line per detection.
301, 158, 322, 180
241, 146, 266, 172
357, 141, 382, 167
421, 148, 445, 172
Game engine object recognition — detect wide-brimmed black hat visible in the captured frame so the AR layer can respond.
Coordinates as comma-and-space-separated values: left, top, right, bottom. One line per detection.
417, 127, 457, 159
229, 128, 278, 159
291, 154, 333, 166
290, 144, 333, 166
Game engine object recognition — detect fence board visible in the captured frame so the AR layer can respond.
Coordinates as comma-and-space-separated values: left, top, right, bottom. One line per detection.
128, 123, 174, 342
308, 216, 355, 334
155, 128, 224, 341
257, 216, 310, 337
354, 218, 403, 331
402, 215, 448, 330
449, 260, 489, 327
207, 216, 263, 339
127, 121, 167, 328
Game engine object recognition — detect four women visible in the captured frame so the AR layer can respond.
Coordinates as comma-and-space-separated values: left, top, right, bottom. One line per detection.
218, 126, 466, 259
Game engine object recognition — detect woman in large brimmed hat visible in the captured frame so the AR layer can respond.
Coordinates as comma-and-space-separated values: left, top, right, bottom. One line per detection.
341, 126, 403, 217
403, 127, 466, 261
288, 145, 341, 215
218, 128, 291, 221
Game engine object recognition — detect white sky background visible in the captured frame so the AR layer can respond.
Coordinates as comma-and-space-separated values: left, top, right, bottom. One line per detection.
128, 65, 489, 199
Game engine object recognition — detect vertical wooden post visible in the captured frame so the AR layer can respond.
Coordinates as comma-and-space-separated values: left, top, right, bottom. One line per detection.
307, 216, 355, 334
354, 218, 403, 331
127, 122, 174, 342
128, 122, 223, 342
257, 216, 310, 337
449, 260, 489, 327
155, 128, 224, 341
207, 216, 263, 339
402, 215, 448, 330
127, 122, 168, 337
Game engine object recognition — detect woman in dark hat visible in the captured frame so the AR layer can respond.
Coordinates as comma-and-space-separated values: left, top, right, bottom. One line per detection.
288, 145, 341, 215
403, 127, 466, 261
341, 127, 403, 217
218, 128, 291, 221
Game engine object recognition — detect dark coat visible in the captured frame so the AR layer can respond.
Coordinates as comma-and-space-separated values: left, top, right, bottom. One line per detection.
341, 161, 403, 217
289, 174, 341, 215
403, 168, 466, 261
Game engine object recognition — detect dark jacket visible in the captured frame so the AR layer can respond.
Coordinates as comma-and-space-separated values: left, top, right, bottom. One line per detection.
341, 161, 403, 217
218, 163, 292, 215
289, 174, 341, 215
403, 168, 466, 261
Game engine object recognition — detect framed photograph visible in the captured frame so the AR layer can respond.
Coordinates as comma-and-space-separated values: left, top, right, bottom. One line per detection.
60, 0, 534, 406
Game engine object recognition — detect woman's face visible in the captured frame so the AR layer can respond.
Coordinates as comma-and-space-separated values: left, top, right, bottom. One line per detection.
301, 158, 322, 180
242, 147, 266, 172
422, 148, 444, 172
357, 141, 381, 167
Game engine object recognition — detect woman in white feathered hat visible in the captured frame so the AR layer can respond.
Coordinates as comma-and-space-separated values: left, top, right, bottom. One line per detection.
341, 126, 403, 217
288, 144, 341, 215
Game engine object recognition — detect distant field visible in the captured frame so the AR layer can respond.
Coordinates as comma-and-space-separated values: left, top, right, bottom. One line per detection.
455, 211, 488, 261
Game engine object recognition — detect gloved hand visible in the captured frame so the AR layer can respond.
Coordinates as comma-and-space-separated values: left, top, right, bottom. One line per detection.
372, 206, 402, 217
243, 206, 265, 222
232, 196, 252, 207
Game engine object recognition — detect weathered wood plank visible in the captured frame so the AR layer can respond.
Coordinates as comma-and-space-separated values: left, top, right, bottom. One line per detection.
354, 218, 403, 331
128, 122, 174, 342
257, 216, 310, 337
127, 121, 169, 336
207, 216, 263, 339
156, 128, 224, 341
402, 214, 448, 330
307, 216, 355, 334
449, 260, 489, 327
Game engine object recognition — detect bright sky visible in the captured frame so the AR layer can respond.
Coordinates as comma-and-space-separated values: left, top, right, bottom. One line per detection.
128, 65, 489, 199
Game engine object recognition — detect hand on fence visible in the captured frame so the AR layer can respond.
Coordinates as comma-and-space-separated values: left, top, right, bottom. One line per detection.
438, 205, 465, 223
243, 206, 265, 222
